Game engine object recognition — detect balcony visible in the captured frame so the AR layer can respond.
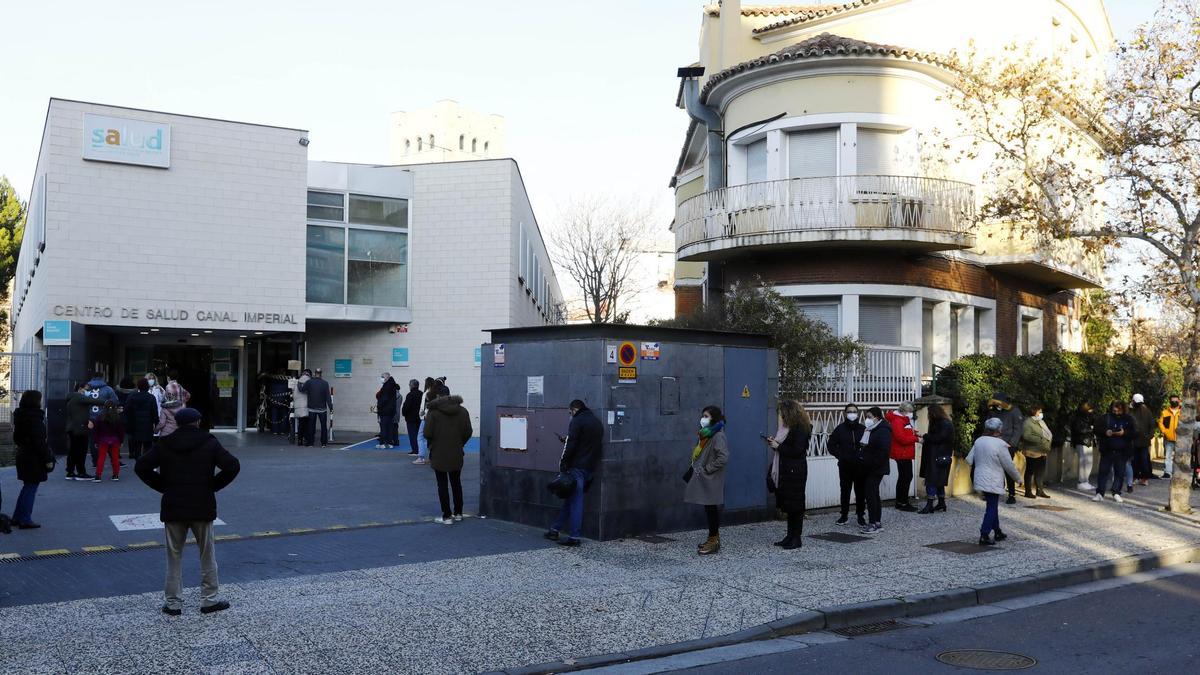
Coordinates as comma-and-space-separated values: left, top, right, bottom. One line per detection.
979, 237, 1103, 290
675, 175, 976, 261
795, 345, 923, 409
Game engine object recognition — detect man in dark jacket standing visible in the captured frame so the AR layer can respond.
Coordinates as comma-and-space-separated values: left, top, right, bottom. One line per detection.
124, 379, 159, 460
299, 369, 332, 448
401, 379, 423, 456
981, 393, 1024, 504
545, 399, 603, 547
135, 408, 240, 616
1129, 393, 1155, 484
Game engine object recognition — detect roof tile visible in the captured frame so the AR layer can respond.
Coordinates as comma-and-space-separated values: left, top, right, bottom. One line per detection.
752, 0, 885, 33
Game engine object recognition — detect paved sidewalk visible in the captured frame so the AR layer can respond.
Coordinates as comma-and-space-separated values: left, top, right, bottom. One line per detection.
1, 480, 1198, 674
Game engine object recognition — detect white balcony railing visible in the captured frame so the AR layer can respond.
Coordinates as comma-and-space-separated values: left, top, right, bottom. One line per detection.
796, 345, 923, 409
675, 175, 976, 257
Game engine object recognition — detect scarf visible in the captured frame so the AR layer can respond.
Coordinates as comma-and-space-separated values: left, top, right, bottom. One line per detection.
770, 424, 789, 487
860, 417, 880, 445
691, 421, 726, 463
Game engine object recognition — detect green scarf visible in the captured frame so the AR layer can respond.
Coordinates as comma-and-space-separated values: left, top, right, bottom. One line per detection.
691, 421, 724, 462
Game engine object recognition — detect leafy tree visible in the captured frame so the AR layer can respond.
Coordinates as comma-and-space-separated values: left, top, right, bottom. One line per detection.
943, 0, 1200, 512
0, 176, 27, 345
654, 279, 863, 398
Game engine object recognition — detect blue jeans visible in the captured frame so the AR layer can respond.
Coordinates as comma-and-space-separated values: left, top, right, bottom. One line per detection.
551, 468, 590, 539
417, 419, 429, 459
378, 414, 396, 445
13, 481, 38, 525
1097, 451, 1127, 496
981, 492, 1000, 537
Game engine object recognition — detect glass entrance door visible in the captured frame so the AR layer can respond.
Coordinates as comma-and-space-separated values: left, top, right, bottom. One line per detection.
125, 345, 240, 429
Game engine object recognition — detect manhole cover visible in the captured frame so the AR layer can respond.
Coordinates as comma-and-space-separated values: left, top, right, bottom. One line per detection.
635, 534, 675, 544
831, 619, 908, 637
1025, 504, 1073, 511
810, 532, 870, 543
925, 541, 998, 555
936, 650, 1037, 670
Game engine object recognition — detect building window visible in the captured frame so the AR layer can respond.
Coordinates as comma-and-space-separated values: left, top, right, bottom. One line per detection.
794, 300, 840, 334
788, 128, 838, 178
347, 230, 408, 307
922, 304, 934, 371
857, 128, 905, 175
459, 135, 465, 150
349, 194, 408, 227
307, 191, 345, 222
405, 139, 411, 154
417, 138, 423, 152
950, 305, 961, 361
472, 138, 478, 153
484, 141, 490, 155
306, 226, 345, 303
306, 192, 410, 307
429, 135, 434, 149
858, 299, 902, 346
746, 138, 768, 184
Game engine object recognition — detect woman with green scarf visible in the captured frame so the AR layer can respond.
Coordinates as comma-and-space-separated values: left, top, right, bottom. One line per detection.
684, 405, 729, 555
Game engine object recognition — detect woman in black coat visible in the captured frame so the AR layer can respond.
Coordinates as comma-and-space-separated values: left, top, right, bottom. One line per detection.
826, 403, 866, 527
766, 399, 811, 550
12, 390, 54, 529
123, 378, 160, 460
918, 404, 955, 514
856, 406, 893, 535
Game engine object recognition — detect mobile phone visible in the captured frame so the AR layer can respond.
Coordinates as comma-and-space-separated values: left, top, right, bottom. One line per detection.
759, 432, 769, 439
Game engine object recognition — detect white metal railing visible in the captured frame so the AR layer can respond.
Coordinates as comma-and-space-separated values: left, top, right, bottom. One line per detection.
797, 345, 922, 409
676, 175, 975, 254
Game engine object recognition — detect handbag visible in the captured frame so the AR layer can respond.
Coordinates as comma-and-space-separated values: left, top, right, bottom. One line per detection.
547, 472, 576, 498
682, 466, 694, 483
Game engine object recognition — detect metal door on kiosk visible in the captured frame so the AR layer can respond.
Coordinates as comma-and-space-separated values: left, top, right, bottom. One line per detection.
722, 347, 768, 509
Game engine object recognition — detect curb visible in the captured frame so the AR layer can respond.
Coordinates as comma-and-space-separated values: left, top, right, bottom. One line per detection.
501, 543, 1200, 674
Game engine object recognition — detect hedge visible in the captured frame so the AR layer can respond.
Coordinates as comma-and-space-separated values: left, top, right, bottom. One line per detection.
934, 351, 1169, 455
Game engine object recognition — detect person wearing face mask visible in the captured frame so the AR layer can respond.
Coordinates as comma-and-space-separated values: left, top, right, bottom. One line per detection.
375, 373, 400, 449
979, 393, 1024, 504
144, 373, 166, 412
1069, 402, 1097, 490
1159, 395, 1182, 479
544, 400, 604, 546
1129, 393, 1155, 485
1093, 401, 1134, 503
967, 417, 1022, 546
885, 402, 920, 512
918, 404, 955, 514
764, 400, 811, 550
855, 407, 892, 535
684, 406, 729, 555
826, 404, 866, 526
1019, 405, 1053, 499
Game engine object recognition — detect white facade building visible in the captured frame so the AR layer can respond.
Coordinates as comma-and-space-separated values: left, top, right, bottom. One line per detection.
389, 99, 505, 165
12, 99, 560, 442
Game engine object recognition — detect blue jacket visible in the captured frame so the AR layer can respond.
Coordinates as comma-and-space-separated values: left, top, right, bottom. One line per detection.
85, 377, 120, 420
1100, 413, 1135, 453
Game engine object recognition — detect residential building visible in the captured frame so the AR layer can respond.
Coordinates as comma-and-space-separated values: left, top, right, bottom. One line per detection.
11, 98, 560, 447
671, 0, 1111, 396
389, 99, 506, 165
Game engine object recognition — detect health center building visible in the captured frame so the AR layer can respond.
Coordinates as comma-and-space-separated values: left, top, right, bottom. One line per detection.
11, 98, 562, 446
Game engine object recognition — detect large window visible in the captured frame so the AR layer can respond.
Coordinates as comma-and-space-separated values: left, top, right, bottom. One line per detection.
859, 299, 902, 346
746, 138, 768, 183
794, 301, 840, 334
306, 192, 410, 307
857, 128, 904, 175
788, 128, 838, 178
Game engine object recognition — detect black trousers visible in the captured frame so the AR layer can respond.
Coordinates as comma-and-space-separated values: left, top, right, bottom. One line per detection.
786, 510, 804, 537
855, 472, 884, 523
895, 459, 914, 504
129, 439, 152, 460
1024, 456, 1047, 493
838, 462, 863, 518
1004, 449, 1019, 497
67, 433, 89, 476
705, 504, 720, 536
435, 470, 464, 518
309, 412, 328, 446
406, 419, 421, 453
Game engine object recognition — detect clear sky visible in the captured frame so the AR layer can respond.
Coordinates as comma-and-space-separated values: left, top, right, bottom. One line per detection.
0, 0, 1159, 317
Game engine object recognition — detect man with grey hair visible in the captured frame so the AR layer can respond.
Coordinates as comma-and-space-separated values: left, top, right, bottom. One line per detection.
967, 417, 1022, 546
401, 378, 423, 455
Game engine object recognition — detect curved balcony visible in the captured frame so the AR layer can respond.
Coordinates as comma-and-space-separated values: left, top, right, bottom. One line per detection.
675, 175, 976, 261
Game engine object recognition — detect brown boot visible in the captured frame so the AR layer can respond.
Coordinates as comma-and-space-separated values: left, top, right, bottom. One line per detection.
698, 535, 721, 555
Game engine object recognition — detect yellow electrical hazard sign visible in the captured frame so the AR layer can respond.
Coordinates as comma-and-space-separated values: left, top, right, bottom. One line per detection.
741, 386, 751, 399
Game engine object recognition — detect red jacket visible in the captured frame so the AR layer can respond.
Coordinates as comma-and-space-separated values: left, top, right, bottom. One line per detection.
886, 410, 918, 461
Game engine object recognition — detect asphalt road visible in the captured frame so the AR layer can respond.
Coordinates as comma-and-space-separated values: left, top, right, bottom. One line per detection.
669, 566, 1200, 674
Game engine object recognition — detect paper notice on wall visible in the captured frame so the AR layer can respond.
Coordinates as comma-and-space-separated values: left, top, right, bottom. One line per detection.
499, 416, 528, 451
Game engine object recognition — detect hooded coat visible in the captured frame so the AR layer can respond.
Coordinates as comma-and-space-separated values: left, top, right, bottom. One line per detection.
84, 377, 119, 421
123, 391, 160, 442
156, 381, 188, 436
291, 375, 310, 418
134, 426, 241, 522
886, 410, 918, 461
423, 395, 473, 472
376, 377, 400, 418
1129, 403, 1154, 448
13, 407, 54, 483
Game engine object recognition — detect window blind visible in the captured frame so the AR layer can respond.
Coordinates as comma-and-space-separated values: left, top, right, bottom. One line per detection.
857, 128, 903, 175
859, 299, 902, 346
746, 139, 768, 183
787, 128, 838, 179
795, 302, 840, 334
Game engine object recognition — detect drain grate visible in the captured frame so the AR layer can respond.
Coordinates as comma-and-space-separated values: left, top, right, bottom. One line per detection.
810, 532, 871, 544
926, 540, 999, 555
936, 650, 1037, 670
1025, 504, 1073, 512
831, 619, 907, 637
635, 535, 676, 544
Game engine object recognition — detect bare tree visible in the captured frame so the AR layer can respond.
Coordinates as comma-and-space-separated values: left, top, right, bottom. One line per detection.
548, 197, 658, 324
943, 0, 1200, 512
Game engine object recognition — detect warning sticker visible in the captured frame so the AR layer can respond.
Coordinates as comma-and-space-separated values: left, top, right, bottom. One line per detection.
618, 366, 638, 383
742, 386, 751, 399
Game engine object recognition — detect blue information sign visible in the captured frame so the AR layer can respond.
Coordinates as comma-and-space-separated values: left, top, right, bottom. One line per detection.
333, 359, 353, 378
44, 320, 71, 346
392, 347, 410, 367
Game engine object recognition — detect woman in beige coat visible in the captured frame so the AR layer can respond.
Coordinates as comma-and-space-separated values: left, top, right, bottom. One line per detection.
684, 405, 728, 555
1020, 404, 1053, 499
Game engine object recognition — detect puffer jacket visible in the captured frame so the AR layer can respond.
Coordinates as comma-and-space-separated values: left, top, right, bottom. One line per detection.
967, 435, 1022, 494
423, 395, 473, 473
886, 410, 918, 461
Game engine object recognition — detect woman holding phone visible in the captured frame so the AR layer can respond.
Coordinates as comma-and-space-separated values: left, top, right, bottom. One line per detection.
765, 400, 811, 550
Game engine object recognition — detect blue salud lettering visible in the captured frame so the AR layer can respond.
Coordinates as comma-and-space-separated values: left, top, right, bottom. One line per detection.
91, 126, 164, 151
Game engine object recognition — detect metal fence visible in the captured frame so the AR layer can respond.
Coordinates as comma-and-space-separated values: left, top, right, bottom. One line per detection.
0, 352, 45, 426
799, 346, 922, 408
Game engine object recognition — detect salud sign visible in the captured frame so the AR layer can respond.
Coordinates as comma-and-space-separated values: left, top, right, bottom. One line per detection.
82, 113, 171, 169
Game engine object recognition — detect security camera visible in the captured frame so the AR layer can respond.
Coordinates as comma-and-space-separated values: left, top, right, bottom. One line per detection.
299, 137, 310, 147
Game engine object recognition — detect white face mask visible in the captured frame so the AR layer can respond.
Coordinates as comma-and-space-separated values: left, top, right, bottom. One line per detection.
1035, 413, 1044, 421
846, 412, 859, 422
864, 417, 879, 430
700, 416, 711, 428
147, 379, 156, 386
379, 377, 386, 384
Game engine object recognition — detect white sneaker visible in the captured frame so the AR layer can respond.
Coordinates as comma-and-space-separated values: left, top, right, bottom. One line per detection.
452, 514, 464, 522
1113, 493, 1125, 504
375, 444, 386, 449
1077, 482, 1095, 491
1092, 493, 1104, 502
413, 458, 428, 465
434, 517, 453, 525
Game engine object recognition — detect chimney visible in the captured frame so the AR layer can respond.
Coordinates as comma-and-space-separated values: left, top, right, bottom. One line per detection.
719, 0, 742, 69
